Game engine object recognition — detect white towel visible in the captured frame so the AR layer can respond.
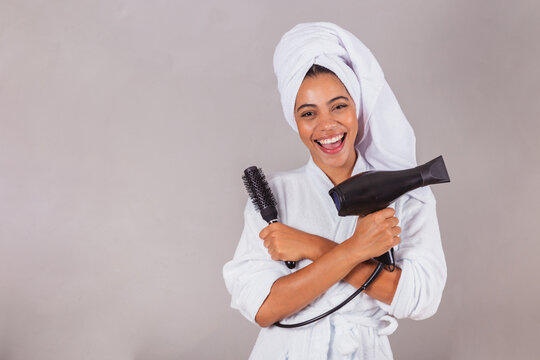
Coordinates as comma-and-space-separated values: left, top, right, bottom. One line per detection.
273, 22, 436, 204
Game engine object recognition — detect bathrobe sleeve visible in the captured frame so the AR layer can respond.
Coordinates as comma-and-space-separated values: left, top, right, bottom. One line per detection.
376, 195, 447, 320
223, 200, 290, 325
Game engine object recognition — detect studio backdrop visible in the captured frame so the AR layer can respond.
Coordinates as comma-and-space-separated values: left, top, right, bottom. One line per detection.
0, 1, 539, 359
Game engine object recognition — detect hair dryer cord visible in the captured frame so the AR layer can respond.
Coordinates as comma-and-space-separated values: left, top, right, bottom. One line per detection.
274, 262, 385, 328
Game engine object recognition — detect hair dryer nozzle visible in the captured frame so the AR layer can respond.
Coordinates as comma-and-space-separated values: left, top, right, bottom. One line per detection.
420, 155, 450, 186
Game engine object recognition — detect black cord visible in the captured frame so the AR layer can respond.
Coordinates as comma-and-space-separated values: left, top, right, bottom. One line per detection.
274, 262, 385, 328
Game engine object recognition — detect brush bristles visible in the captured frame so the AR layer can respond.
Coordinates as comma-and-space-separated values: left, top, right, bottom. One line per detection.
242, 167, 277, 212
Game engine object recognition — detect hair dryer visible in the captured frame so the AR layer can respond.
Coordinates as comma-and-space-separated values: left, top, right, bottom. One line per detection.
328, 155, 450, 267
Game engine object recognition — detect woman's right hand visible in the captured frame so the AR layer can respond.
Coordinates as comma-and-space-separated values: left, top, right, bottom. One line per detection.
343, 207, 401, 262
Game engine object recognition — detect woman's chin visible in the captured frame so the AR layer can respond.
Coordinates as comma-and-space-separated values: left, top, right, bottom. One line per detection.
312, 145, 354, 169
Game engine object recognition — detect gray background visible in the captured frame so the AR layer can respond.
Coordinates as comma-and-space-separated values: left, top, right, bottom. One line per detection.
1, 0, 539, 359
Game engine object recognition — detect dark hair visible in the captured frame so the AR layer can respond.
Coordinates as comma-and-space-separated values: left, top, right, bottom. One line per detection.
303, 64, 351, 98
304, 64, 336, 78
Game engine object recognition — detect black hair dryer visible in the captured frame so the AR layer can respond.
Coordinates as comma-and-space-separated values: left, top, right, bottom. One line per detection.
328, 155, 450, 267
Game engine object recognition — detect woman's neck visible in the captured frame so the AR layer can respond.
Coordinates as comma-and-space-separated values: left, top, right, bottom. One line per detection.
315, 150, 358, 186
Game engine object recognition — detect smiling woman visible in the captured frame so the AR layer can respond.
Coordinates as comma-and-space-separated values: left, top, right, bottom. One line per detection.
223, 22, 447, 360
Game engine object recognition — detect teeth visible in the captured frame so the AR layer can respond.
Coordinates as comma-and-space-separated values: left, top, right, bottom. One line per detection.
318, 134, 344, 145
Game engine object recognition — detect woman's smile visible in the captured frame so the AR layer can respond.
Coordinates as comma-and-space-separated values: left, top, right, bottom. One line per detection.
314, 132, 347, 154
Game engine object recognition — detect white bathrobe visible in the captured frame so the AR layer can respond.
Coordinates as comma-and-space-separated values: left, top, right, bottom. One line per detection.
223, 149, 447, 360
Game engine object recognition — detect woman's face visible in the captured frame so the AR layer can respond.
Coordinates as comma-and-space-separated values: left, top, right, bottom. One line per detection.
294, 73, 359, 178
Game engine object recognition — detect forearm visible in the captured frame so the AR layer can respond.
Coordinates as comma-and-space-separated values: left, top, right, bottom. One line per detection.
344, 259, 401, 304
310, 235, 401, 305
255, 242, 363, 327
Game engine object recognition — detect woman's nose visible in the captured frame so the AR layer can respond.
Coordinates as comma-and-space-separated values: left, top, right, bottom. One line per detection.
317, 111, 338, 128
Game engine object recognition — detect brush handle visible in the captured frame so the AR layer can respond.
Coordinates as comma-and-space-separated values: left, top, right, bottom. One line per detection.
268, 219, 297, 269
285, 261, 296, 269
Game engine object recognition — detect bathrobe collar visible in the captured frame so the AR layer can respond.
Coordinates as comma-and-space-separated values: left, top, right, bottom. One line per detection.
305, 148, 370, 190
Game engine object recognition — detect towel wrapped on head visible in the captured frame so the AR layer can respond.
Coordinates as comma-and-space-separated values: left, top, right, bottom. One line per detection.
273, 22, 435, 204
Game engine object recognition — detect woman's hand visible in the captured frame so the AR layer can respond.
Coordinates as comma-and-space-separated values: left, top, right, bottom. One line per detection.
259, 223, 328, 262
342, 207, 402, 262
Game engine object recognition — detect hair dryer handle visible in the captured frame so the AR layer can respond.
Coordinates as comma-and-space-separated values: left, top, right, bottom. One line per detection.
374, 248, 395, 269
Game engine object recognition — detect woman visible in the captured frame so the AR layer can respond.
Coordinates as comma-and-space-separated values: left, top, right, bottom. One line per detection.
223, 22, 447, 359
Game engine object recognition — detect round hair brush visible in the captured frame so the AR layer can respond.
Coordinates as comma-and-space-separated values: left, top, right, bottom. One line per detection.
242, 166, 296, 269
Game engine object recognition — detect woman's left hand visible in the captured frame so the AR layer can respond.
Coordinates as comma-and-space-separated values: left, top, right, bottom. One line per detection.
259, 223, 332, 262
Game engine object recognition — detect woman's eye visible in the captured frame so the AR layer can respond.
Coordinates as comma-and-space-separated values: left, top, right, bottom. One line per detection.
301, 111, 314, 117
335, 104, 348, 110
